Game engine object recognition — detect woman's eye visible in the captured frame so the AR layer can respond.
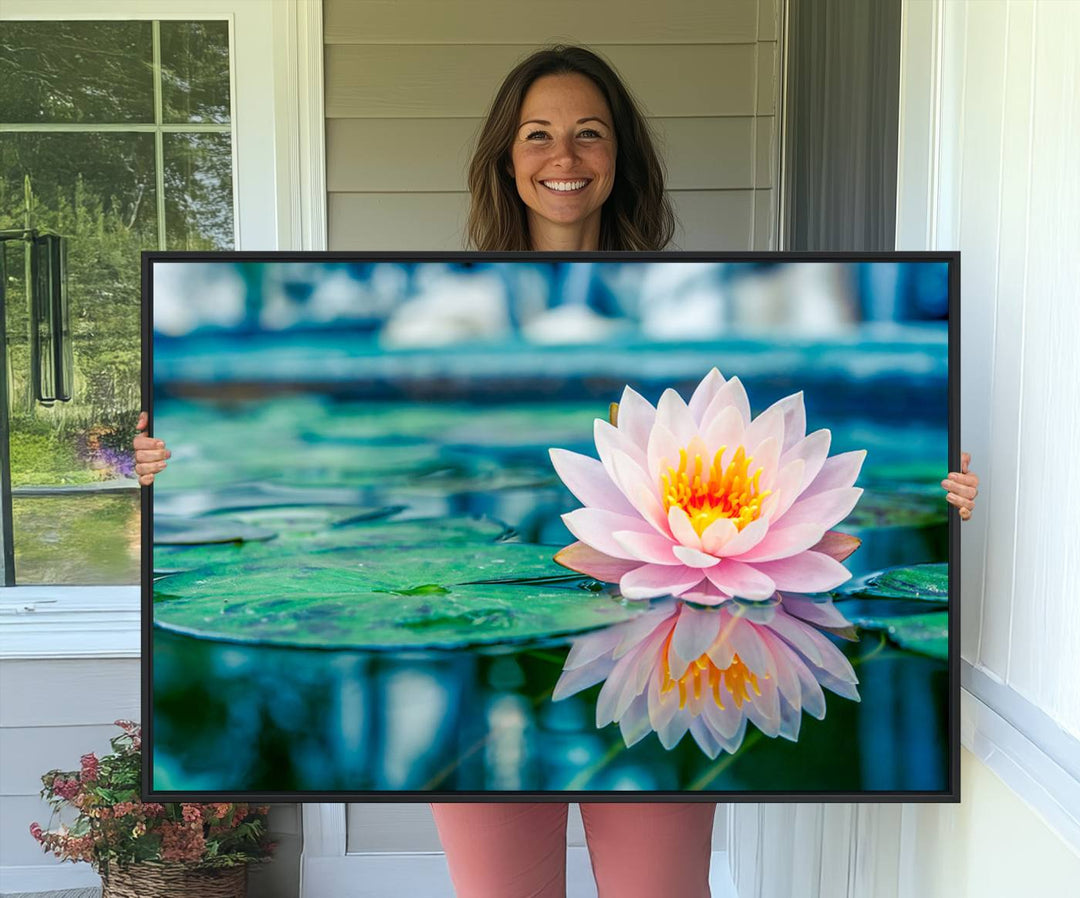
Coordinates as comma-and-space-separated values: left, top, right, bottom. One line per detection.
579, 129, 602, 138
525, 131, 549, 140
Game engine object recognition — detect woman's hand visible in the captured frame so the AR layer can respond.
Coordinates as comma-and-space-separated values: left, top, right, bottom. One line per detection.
133, 411, 170, 487
942, 451, 978, 521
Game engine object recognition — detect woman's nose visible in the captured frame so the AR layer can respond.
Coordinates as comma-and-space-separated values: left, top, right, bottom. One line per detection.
548, 134, 580, 166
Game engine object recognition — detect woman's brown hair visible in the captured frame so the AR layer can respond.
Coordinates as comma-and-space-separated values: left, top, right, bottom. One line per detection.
466, 45, 676, 252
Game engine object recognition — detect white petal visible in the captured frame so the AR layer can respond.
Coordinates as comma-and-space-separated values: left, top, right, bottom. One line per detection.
701, 375, 752, 430
619, 563, 706, 599
549, 448, 637, 517
610, 450, 673, 537
647, 420, 684, 484
716, 515, 770, 557
613, 530, 680, 565
655, 388, 699, 447
561, 508, 656, 560
673, 545, 721, 568
780, 429, 831, 495
687, 367, 726, 424
670, 605, 724, 674
616, 385, 657, 453
701, 517, 739, 555
702, 405, 746, 463
800, 449, 867, 499
667, 505, 704, 551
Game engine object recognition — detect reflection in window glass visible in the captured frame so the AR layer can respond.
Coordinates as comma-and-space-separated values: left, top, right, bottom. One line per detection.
2, 20, 233, 585
12, 495, 141, 585
0, 21, 154, 124
160, 21, 231, 124
164, 133, 235, 250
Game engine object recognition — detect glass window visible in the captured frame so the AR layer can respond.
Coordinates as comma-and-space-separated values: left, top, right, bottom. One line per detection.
0, 19, 235, 585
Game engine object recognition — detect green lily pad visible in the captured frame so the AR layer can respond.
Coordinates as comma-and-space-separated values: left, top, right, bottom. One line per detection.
154, 515, 277, 545
849, 611, 949, 660
155, 484, 398, 516
153, 542, 642, 648
836, 563, 949, 603
844, 491, 945, 529
154, 515, 518, 574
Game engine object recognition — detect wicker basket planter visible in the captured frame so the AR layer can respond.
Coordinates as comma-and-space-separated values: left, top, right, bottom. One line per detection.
100, 862, 247, 898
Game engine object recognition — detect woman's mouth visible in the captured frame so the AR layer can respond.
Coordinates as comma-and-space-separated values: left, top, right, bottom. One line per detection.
540, 178, 591, 195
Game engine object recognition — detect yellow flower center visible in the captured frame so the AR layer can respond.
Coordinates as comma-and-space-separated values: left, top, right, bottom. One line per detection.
660, 630, 762, 711
659, 445, 770, 535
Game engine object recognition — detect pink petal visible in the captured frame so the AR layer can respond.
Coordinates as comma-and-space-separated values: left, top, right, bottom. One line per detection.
647, 420, 684, 484
701, 405, 745, 460
673, 545, 721, 568
619, 563, 706, 599
701, 375, 752, 430
561, 508, 656, 560
613, 530, 680, 565
670, 605, 724, 675
562, 627, 622, 669
726, 617, 773, 675
554, 541, 641, 582
705, 560, 776, 600
610, 450, 672, 538
734, 522, 828, 563
800, 449, 867, 499
761, 458, 806, 521
751, 550, 852, 592
758, 630, 802, 706
810, 530, 861, 562
745, 436, 780, 490
743, 403, 786, 459
680, 580, 733, 607
715, 515, 769, 557
655, 388, 699, 447
553, 658, 617, 701
780, 595, 855, 630
612, 602, 678, 659
701, 517, 739, 555
616, 385, 657, 454
759, 391, 807, 454
687, 368, 726, 424
548, 448, 637, 517
667, 506, 703, 551
774, 486, 862, 531
594, 418, 647, 478
780, 429, 831, 494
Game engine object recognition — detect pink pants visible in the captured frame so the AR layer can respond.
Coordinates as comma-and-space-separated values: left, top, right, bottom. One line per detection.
430, 802, 716, 898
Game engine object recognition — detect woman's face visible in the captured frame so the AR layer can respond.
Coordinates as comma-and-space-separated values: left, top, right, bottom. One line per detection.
509, 73, 617, 244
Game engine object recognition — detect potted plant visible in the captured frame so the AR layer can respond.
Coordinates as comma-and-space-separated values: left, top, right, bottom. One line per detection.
30, 720, 274, 897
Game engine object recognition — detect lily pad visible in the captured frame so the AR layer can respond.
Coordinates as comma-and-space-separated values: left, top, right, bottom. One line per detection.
844, 491, 945, 529
153, 543, 643, 649
154, 516, 518, 574
155, 483, 400, 517
154, 515, 277, 546
848, 611, 949, 660
835, 563, 949, 603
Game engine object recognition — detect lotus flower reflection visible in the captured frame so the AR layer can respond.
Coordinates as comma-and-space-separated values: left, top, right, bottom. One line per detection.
552, 596, 861, 758
550, 368, 866, 603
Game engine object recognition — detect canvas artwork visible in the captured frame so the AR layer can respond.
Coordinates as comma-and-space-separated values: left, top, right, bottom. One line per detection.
145, 253, 957, 800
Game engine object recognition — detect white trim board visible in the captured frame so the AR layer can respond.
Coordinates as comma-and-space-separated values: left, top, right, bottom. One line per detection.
961, 680, 1080, 854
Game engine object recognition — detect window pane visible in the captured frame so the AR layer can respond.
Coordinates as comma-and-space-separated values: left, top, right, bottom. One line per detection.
0, 21, 154, 124
164, 133, 235, 250
160, 20, 232, 124
12, 494, 140, 585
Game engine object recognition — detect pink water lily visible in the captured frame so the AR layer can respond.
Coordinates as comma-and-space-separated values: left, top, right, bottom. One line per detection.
552, 595, 860, 757
549, 368, 866, 603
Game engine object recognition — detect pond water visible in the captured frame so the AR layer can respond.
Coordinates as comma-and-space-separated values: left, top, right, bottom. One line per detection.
151, 390, 950, 795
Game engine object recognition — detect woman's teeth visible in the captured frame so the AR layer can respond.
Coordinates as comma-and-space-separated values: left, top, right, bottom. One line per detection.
542, 180, 589, 192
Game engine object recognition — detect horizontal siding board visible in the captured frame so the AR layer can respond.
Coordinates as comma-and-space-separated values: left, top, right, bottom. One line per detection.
0, 724, 122, 796
326, 117, 759, 193
346, 803, 443, 852
0, 659, 140, 727
324, 0, 759, 45
328, 188, 757, 251
2, 794, 70, 866
325, 44, 758, 118
669, 189, 755, 250
328, 192, 470, 250
758, 0, 780, 42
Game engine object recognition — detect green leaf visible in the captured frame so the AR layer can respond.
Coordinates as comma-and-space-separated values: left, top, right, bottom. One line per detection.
153, 542, 645, 648
848, 611, 949, 660
835, 562, 949, 603
154, 515, 516, 574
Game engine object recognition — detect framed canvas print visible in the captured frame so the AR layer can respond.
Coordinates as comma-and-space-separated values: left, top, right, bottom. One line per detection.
143, 251, 959, 802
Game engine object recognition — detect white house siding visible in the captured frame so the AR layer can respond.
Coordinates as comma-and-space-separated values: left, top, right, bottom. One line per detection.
323, 0, 781, 251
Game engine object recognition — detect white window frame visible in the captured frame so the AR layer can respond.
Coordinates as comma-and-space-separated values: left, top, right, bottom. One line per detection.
0, 0, 326, 659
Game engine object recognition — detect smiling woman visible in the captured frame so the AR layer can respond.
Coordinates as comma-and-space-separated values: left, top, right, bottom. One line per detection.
465, 45, 675, 252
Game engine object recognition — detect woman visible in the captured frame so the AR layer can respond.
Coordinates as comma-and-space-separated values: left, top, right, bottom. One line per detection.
136, 45, 979, 898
